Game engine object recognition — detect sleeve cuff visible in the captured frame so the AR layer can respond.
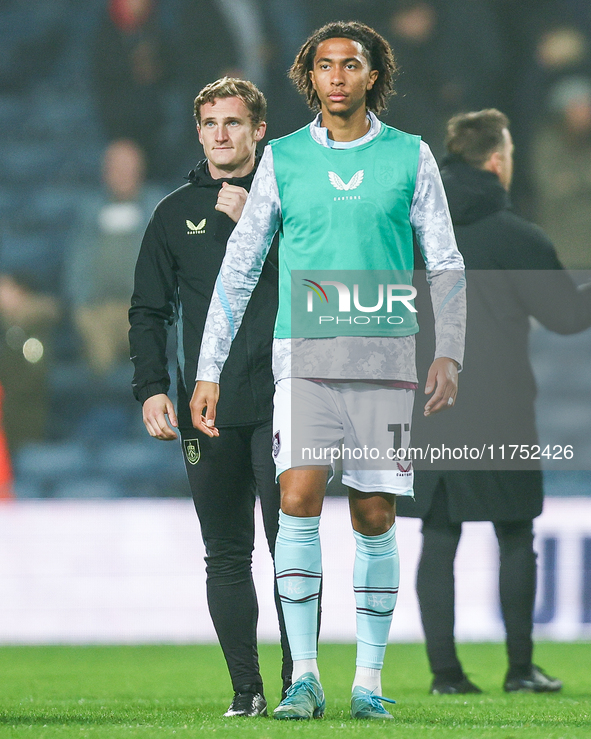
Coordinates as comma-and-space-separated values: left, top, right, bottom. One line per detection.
135, 382, 170, 405
434, 351, 464, 373
195, 368, 221, 384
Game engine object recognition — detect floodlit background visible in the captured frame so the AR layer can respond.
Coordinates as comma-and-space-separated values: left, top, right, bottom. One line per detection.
0, 0, 590, 643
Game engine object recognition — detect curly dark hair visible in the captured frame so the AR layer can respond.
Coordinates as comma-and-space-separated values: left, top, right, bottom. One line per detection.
288, 21, 397, 114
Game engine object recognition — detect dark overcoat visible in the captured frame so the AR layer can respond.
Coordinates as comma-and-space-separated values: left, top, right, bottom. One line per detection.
397, 156, 591, 523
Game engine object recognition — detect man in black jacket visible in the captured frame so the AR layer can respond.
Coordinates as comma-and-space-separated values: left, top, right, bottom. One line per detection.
397, 108, 591, 694
129, 78, 291, 716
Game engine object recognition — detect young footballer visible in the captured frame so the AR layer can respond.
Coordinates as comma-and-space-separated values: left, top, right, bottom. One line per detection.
191, 24, 466, 719
129, 78, 291, 717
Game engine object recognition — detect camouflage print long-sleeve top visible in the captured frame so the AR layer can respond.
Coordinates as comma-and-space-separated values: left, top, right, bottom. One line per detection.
196, 112, 466, 385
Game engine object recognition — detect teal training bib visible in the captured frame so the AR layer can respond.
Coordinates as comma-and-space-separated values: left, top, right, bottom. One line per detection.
270, 123, 421, 338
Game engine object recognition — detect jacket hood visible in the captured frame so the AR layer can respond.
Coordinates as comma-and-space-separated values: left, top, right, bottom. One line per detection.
440, 154, 510, 226
186, 157, 257, 188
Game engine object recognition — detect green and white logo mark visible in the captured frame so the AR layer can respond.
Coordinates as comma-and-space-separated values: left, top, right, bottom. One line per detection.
184, 438, 201, 465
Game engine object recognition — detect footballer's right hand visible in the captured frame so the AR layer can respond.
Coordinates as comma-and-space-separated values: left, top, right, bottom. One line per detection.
142, 394, 178, 440
190, 381, 220, 437
215, 182, 248, 223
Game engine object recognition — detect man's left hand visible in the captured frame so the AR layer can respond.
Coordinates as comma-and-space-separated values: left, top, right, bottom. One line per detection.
215, 182, 248, 223
424, 357, 459, 416
190, 380, 220, 437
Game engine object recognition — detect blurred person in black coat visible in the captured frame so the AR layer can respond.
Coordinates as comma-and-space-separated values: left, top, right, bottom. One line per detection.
397, 108, 591, 694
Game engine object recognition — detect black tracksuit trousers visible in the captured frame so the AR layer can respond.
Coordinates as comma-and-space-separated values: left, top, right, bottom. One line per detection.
181, 421, 292, 693
416, 481, 536, 681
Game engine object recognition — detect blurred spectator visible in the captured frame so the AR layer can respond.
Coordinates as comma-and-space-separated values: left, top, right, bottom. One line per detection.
257, 0, 311, 138
216, 0, 266, 87
91, 0, 173, 179
167, 0, 249, 173
304, 0, 385, 30
175, 0, 268, 90
0, 272, 60, 455
537, 25, 589, 71
265, 0, 307, 72
382, 1, 447, 157
65, 139, 163, 375
507, 8, 591, 214
491, 0, 554, 215
532, 75, 591, 269
0, 0, 68, 94
175, 0, 241, 83
438, 0, 505, 114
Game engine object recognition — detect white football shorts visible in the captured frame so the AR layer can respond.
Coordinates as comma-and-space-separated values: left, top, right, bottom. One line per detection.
272, 377, 414, 496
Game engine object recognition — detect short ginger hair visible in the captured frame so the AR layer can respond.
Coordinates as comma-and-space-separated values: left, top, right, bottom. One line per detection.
193, 77, 267, 127
445, 109, 510, 168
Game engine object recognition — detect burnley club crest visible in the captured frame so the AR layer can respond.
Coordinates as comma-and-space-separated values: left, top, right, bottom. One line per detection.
184, 438, 201, 465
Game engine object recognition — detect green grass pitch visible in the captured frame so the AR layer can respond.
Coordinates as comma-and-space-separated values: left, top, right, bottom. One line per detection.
0, 642, 589, 738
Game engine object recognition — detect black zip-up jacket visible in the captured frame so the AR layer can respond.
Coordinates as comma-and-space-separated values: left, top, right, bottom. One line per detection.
129, 159, 277, 428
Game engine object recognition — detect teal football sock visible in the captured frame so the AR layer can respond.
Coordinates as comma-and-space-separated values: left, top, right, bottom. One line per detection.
353, 523, 399, 672
275, 511, 322, 665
